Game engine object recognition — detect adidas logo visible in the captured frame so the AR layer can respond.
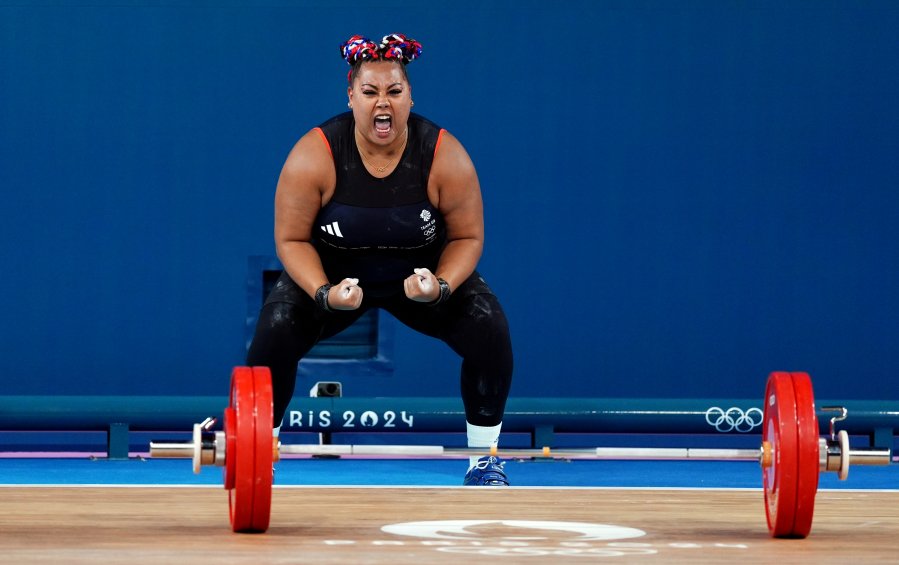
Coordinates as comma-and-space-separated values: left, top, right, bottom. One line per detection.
320, 221, 343, 237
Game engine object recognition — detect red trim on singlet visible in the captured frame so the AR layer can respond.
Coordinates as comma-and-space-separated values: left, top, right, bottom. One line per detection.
314, 127, 333, 160
434, 128, 447, 158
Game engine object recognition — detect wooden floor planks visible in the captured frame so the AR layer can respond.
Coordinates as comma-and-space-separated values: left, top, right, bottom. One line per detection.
1, 487, 897, 563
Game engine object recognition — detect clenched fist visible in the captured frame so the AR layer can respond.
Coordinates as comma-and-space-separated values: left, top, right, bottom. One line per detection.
403, 268, 440, 303
328, 277, 363, 310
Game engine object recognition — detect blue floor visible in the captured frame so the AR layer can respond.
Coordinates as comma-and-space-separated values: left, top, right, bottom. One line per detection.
0, 457, 896, 490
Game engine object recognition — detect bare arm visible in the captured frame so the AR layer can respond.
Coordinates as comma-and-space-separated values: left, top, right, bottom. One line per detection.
406, 131, 485, 301
274, 129, 361, 309
429, 131, 484, 291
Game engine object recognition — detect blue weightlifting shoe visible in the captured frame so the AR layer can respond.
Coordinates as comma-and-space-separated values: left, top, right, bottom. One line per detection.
463, 456, 509, 486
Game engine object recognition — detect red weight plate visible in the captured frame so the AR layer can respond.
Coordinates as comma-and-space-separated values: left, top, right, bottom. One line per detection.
763, 372, 799, 538
223, 407, 236, 490
228, 367, 256, 533
790, 372, 820, 538
250, 366, 274, 532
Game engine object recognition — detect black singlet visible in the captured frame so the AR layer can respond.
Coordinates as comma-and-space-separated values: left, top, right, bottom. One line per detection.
313, 112, 447, 297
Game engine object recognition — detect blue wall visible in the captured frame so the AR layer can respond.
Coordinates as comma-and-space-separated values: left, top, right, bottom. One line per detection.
2, 1, 897, 401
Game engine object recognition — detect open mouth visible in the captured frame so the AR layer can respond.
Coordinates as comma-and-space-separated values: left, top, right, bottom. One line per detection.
374, 114, 392, 137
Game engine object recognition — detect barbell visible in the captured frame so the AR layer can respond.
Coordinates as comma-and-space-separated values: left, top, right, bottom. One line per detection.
149, 367, 891, 537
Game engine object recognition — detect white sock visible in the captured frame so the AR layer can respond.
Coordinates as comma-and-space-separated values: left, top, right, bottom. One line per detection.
467, 422, 502, 469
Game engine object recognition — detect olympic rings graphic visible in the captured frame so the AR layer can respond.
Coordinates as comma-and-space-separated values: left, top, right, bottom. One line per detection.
704, 406, 763, 433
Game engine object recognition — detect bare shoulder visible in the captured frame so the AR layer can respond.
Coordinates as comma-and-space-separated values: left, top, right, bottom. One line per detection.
278, 128, 335, 195
429, 130, 480, 206
432, 130, 477, 179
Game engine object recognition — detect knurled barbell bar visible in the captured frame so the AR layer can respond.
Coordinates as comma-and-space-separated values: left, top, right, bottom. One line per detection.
149, 367, 891, 537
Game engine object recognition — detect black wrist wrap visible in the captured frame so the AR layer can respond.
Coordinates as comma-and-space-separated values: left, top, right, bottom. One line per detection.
429, 278, 452, 306
315, 283, 334, 312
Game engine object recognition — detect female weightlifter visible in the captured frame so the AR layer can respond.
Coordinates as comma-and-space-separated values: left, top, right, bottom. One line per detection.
246, 34, 513, 486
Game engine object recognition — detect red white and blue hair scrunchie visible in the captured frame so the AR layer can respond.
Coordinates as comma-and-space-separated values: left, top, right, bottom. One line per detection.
339, 33, 422, 66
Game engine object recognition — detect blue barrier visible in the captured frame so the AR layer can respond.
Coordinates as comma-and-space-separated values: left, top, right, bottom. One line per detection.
1, 396, 896, 459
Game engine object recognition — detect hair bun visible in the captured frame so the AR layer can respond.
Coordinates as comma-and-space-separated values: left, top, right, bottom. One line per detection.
379, 33, 422, 64
339, 35, 380, 65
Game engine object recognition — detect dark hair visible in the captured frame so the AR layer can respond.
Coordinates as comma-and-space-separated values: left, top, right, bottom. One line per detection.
339, 33, 422, 85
